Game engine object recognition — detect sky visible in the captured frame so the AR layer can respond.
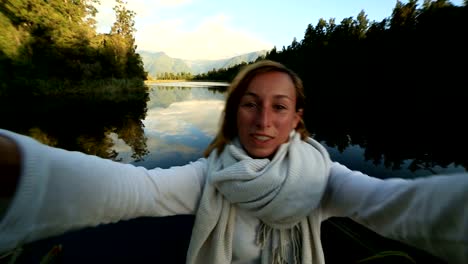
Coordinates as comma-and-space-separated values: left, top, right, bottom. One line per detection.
95, 0, 464, 60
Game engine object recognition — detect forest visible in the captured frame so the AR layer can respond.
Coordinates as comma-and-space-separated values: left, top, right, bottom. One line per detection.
0, 0, 147, 97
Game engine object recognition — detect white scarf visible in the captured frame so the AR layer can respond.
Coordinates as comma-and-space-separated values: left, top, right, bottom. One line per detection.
186, 131, 331, 264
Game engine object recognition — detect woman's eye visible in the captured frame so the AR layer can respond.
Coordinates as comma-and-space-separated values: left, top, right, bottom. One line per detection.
242, 102, 257, 108
274, 105, 287, 110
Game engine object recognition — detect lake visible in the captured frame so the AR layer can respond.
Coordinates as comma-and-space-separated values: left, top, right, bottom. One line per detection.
119, 82, 228, 168
1, 81, 466, 178
4, 81, 463, 263
124, 82, 468, 179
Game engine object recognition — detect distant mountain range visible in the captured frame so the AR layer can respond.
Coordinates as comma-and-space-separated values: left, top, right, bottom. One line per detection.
138, 50, 268, 78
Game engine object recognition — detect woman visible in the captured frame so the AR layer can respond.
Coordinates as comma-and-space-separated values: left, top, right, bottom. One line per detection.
0, 60, 467, 264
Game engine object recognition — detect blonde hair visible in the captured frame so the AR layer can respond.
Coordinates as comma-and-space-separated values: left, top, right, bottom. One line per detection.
203, 60, 309, 157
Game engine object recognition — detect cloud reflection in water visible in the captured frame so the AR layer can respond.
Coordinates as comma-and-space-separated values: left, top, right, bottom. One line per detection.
144, 100, 224, 137
112, 98, 224, 168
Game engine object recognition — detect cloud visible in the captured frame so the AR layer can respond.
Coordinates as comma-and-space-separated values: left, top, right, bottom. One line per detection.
95, 1, 272, 60
135, 14, 273, 60
94, 0, 115, 32
109, 131, 198, 163
143, 100, 224, 137
94, 0, 191, 32
109, 97, 218, 163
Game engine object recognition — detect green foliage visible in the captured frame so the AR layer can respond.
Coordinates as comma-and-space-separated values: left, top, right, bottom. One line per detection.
193, 62, 249, 82
0, 0, 147, 96
155, 72, 193, 80
0, 12, 27, 58
111, 0, 136, 42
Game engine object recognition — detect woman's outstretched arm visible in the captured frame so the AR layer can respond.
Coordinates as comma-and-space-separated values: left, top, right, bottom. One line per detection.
0, 129, 206, 254
323, 162, 468, 264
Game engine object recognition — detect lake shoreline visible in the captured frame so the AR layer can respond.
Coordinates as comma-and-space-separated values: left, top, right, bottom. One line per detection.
145, 79, 229, 84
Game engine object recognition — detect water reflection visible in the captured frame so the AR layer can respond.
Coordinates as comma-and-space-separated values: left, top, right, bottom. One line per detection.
323, 142, 466, 179
0, 92, 150, 161
308, 118, 468, 178
0, 81, 466, 178
113, 83, 227, 168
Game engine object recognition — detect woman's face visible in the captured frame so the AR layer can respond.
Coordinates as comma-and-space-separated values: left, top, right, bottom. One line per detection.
237, 71, 302, 158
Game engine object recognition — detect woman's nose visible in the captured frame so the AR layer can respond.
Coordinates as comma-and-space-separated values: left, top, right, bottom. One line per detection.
256, 107, 271, 128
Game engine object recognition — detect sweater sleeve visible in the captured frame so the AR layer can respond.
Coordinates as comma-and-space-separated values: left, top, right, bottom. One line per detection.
322, 162, 468, 264
0, 129, 206, 253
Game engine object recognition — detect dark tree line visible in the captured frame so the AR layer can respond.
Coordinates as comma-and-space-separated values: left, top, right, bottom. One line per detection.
195, 0, 468, 171
192, 63, 249, 82
0, 0, 147, 96
155, 72, 194, 80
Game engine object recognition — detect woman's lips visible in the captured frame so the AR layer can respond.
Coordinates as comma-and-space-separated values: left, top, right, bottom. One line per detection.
251, 134, 273, 142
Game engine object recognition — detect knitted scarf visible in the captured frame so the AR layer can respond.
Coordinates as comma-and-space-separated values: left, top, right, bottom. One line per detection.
186, 131, 331, 264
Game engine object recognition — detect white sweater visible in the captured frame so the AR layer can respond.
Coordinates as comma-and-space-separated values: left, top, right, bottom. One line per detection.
0, 129, 467, 263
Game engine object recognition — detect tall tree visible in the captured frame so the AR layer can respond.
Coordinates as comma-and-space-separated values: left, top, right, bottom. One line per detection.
111, 0, 136, 43
356, 10, 369, 39
390, 0, 418, 30
105, 0, 146, 79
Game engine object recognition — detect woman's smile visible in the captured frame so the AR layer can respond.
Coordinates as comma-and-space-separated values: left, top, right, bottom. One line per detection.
252, 133, 273, 142
237, 71, 302, 158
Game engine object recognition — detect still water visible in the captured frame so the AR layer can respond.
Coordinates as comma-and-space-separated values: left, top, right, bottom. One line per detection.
1, 81, 466, 179
119, 82, 227, 169
115, 82, 466, 179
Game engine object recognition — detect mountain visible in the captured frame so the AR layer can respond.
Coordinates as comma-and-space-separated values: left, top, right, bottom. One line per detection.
138, 51, 192, 77
138, 50, 268, 78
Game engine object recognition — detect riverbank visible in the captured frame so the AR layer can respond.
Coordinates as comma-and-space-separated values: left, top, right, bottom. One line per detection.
1, 78, 147, 101
145, 79, 229, 84
145, 79, 190, 84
